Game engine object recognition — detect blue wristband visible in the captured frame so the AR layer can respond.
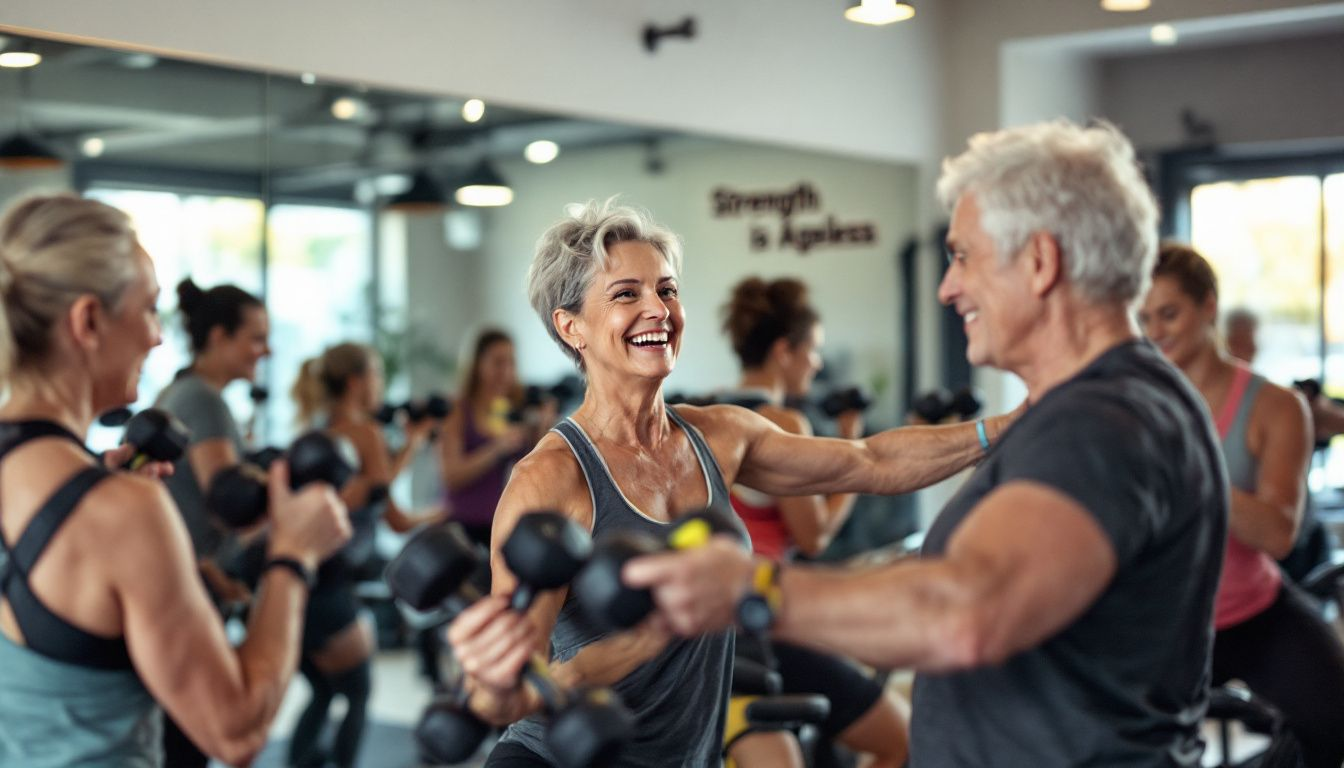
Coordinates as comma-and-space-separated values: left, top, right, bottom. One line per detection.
975, 419, 991, 452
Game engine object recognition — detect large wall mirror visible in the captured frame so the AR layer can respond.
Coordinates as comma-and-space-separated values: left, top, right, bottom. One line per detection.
0, 33, 926, 563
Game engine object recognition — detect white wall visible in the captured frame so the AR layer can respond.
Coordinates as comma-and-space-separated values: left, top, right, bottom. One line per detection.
1001, 46, 1099, 131
939, 0, 1344, 157
0, 0, 942, 165
429, 137, 919, 425
1098, 31, 1344, 151
0, 167, 71, 206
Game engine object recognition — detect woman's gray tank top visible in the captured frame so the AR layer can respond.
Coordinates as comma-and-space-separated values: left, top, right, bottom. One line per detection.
497, 408, 743, 767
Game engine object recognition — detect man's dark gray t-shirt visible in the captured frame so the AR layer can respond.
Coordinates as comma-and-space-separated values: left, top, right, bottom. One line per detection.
155, 372, 244, 560
912, 340, 1227, 768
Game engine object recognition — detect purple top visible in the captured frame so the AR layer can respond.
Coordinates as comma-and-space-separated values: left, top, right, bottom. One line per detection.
446, 406, 521, 529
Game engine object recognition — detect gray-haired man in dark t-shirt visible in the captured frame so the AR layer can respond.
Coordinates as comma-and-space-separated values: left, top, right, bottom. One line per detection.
627, 120, 1228, 767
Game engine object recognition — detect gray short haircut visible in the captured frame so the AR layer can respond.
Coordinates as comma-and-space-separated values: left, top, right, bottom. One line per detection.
527, 198, 683, 368
936, 119, 1158, 305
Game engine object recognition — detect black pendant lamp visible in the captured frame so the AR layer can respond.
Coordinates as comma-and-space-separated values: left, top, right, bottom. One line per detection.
454, 160, 513, 207
0, 132, 63, 170
385, 171, 448, 213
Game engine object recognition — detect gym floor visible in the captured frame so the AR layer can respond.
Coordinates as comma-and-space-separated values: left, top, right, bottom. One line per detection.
215, 648, 1290, 768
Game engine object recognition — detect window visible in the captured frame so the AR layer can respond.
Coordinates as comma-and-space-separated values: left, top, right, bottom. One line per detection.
1189, 176, 1322, 384
1172, 152, 1344, 492
264, 203, 374, 443
83, 186, 376, 454
84, 188, 265, 451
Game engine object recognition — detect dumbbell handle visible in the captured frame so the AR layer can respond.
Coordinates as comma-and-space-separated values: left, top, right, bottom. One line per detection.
444, 581, 569, 715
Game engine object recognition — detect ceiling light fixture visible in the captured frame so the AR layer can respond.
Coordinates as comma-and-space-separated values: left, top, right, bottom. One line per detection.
524, 140, 560, 164
1149, 23, 1178, 45
385, 171, 448, 213
331, 96, 367, 121
0, 133, 64, 170
120, 53, 158, 70
455, 160, 513, 207
844, 0, 915, 26
462, 99, 486, 123
81, 137, 106, 157
1100, 0, 1150, 11
0, 51, 42, 68
301, 72, 317, 85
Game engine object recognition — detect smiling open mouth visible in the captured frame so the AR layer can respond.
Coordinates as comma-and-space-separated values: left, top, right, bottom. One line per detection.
627, 331, 670, 348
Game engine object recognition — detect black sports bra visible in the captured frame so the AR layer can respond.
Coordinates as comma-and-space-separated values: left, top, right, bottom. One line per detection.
0, 420, 132, 670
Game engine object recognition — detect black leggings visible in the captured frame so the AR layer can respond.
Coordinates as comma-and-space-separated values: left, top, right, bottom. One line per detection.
288, 656, 372, 768
1212, 584, 1344, 768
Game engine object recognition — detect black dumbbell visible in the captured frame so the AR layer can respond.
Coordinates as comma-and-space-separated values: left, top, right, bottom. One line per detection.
667, 393, 717, 407
406, 393, 452, 423
718, 393, 770, 411
819, 386, 872, 419
121, 409, 190, 470
551, 376, 581, 401
373, 402, 400, 425
912, 386, 982, 424
98, 406, 134, 428
911, 389, 951, 423
948, 386, 983, 420
207, 431, 354, 529
386, 516, 634, 768
1294, 378, 1322, 401
572, 506, 743, 632
245, 446, 284, 471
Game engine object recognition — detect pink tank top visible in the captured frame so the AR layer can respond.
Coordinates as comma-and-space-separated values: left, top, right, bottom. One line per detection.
1212, 364, 1282, 630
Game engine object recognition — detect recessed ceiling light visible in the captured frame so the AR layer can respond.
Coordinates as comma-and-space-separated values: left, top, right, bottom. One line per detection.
524, 140, 560, 164
1150, 23, 1178, 45
1101, 0, 1150, 11
300, 72, 317, 85
0, 52, 42, 68
81, 137, 106, 157
844, 0, 915, 26
120, 53, 158, 69
462, 99, 486, 123
331, 96, 368, 121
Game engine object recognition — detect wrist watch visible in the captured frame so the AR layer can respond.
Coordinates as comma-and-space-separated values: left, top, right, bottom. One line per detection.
263, 556, 315, 589
736, 560, 782, 633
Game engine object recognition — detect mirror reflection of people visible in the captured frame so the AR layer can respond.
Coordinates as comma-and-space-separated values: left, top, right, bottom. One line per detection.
1141, 244, 1344, 768
153, 277, 273, 765
438, 329, 553, 551
289, 342, 443, 768
720, 275, 907, 768
0, 193, 349, 767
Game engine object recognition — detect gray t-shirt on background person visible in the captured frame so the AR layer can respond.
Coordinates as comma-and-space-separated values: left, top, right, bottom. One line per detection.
155, 372, 245, 561
912, 341, 1228, 768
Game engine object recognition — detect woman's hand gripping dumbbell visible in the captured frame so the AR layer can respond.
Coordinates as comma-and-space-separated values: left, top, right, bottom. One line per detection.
205, 431, 355, 530
386, 513, 635, 768
101, 408, 189, 478
571, 506, 753, 634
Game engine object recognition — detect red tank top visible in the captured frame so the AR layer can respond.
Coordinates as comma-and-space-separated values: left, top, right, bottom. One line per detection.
730, 484, 791, 561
